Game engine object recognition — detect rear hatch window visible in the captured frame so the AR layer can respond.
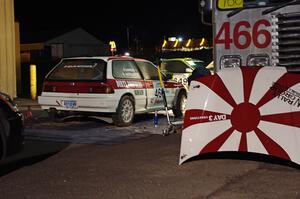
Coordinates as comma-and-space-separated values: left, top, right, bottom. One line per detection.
47, 59, 106, 81
43, 59, 114, 93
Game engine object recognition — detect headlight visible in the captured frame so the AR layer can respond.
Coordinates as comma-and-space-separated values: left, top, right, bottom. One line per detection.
220, 55, 241, 69
247, 54, 270, 67
0, 92, 19, 112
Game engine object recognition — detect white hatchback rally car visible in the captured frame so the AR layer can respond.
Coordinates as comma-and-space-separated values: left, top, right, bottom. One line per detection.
38, 56, 187, 126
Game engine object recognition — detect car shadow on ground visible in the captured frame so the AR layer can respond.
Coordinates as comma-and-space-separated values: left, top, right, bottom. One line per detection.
0, 112, 178, 177
0, 139, 69, 177
25, 112, 173, 134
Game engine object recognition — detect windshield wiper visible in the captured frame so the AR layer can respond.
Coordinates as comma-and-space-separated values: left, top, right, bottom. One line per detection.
227, 3, 257, 18
227, 9, 243, 18
262, 0, 300, 15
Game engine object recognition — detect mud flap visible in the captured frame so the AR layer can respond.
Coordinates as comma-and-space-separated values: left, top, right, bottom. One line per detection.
180, 67, 300, 165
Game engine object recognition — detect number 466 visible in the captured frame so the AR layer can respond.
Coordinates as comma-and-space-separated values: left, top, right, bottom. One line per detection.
215, 19, 271, 49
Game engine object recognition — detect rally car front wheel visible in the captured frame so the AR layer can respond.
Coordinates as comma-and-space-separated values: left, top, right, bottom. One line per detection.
112, 96, 135, 127
173, 91, 187, 118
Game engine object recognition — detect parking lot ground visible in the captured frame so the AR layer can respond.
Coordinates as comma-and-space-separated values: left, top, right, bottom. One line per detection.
0, 133, 300, 199
23, 110, 175, 143
5, 98, 299, 198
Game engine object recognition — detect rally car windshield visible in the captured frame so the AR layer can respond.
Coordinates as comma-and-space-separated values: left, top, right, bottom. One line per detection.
47, 59, 106, 81
186, 60, 205, 69
244, 0, 289, 7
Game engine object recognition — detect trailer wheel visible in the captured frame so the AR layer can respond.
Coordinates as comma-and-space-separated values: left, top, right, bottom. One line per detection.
173, 91, 187, 118
112, 96, 135, 127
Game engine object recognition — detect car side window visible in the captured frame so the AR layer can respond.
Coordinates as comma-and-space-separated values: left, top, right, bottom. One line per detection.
112, 60, 142, 79
135, 61, 159, 80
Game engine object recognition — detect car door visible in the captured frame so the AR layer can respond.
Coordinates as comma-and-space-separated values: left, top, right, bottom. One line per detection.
112, 60, 147, 112
134, 60, 166, 110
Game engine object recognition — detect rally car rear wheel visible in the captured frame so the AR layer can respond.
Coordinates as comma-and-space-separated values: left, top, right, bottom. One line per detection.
113, 96, 135, 127
173, 91, 187, 118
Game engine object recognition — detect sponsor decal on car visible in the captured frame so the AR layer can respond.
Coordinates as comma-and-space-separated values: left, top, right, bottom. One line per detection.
116, 80, 143, 89
134, 90, 144, 95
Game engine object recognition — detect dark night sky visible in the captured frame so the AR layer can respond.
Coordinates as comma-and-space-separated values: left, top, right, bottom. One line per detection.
14, 0, 211, 53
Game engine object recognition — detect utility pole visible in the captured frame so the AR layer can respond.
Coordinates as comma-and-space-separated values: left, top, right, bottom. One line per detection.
126, 27, 130, 50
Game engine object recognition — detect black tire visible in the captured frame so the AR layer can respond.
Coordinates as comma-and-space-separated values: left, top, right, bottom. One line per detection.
0, 109, 8, 160
173, 91, 187, 118
47, 109, 57, 119
112, 96, 135, 127
47, 109, 68, 122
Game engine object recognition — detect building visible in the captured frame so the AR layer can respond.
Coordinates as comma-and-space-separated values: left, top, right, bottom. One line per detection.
0, 0, 18, 98
19, 28, 110, 97
21, 28, 110, 63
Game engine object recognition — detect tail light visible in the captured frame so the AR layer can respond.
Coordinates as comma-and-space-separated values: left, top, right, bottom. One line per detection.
43, 81, 56, 92
104, 85, 114, 94
42, 81, 114, 94
90, 83, 114, 94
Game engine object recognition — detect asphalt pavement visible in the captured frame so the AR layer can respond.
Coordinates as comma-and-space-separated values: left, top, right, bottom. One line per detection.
1, 98, 298, 199
15, 97, 179, 144
0, 134, 300, 199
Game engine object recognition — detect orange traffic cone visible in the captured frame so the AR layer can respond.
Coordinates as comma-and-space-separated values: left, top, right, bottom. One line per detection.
24, 105, 33, 120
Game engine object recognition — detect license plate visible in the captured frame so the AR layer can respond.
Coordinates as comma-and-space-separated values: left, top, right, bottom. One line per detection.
64, 100, 77, 109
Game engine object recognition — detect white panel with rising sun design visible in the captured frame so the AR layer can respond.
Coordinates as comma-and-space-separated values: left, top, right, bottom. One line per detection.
180, 67, 300, 165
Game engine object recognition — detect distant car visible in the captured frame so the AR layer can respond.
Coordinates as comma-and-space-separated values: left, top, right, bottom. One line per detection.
0, 92, 24, 161
160, 58, 209, 87
38, 56, 187, 126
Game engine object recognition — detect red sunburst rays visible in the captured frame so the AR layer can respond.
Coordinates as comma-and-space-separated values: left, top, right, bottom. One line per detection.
183, 67, 299, 163
261, 112, 300, 128
241, 66, 261, 103
199, 127, 235, 154
197, 74, 237, 107
254, 127, 291, 160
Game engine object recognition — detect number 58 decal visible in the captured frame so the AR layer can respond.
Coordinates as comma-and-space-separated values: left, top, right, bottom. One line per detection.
215, 19, 271, 49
